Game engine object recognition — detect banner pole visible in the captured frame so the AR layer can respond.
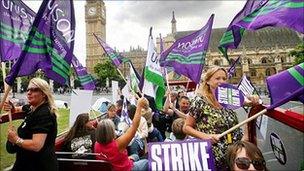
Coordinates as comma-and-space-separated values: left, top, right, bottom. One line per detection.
218, 108, 267, 138
0, 62, 12, 125
164, 68, 171, 102
116, 68, 140, 98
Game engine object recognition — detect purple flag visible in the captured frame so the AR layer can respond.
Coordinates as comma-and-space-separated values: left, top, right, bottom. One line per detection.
219, 0, 304, 60
160, 14, 214, 84
266, 62, 304, 110
227, 56, 241, 79
5, 0, 75, 86
120, 97, 132, 125
93, 33, 129, 67
71, 56, 95, 90
0, 0, 35, 62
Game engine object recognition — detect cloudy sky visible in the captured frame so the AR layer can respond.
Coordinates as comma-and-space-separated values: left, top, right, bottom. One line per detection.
24, 1, 246, 66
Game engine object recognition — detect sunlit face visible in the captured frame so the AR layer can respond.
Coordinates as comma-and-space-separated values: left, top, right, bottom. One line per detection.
27, 83, 45, 107
108, 107, 117, 118
179, 98, 190, 113
208, 70, 227, 90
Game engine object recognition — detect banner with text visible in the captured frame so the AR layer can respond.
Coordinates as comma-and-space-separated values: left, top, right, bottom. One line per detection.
215, 83, 244, 110
148, 139, 215, 171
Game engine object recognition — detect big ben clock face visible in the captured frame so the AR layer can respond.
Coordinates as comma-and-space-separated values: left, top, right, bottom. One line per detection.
88, 7, 96, 16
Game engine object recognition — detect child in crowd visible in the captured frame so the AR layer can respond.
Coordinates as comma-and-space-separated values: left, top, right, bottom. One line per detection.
140, 98, 163, 142
165, 118, 187, 142
100, 104, 120, 130
94, 97, 148, 171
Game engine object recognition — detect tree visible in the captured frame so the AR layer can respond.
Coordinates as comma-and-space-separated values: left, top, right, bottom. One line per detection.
289, 43, 304, 66
94, 60, 123, 87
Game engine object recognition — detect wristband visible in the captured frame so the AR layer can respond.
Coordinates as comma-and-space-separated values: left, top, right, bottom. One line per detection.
15, 137, 24, 147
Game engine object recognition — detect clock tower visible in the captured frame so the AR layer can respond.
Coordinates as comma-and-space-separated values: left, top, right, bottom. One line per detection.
85, 0, 106, 74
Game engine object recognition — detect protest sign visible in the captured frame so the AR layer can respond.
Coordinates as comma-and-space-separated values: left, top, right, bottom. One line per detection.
215, 83, 244, 110
148, 139, 215, 171
69, 89, 93, 127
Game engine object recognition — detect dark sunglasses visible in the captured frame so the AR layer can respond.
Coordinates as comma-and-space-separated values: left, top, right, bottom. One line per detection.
27, 87, 41, 92
235, 157, 265, 170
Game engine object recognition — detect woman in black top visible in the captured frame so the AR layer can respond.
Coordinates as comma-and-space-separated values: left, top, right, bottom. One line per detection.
5, 78, 58, 171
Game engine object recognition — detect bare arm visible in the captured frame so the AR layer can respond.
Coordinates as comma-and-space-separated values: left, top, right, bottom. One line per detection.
172, 106, 187, 119
183, 114, 219, 144
7, 126, 47, 152
116, 97, 145, 151
162, 96, 174, 116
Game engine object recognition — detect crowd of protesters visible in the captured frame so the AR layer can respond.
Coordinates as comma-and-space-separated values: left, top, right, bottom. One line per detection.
4, 67, 268, 171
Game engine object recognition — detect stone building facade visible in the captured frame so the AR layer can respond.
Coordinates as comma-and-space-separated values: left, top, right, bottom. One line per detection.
122, 12, 302, 86
85, 0, 107, 74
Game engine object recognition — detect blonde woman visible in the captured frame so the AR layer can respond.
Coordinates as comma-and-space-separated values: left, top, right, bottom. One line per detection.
183, 67, 259, 170
5, 78, 58, 171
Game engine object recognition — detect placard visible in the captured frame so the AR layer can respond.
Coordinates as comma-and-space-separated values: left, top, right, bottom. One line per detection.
215, 83, 244, 110
112, 80, 119, 103
148, 139, 215, 171
69, 89, 93, 127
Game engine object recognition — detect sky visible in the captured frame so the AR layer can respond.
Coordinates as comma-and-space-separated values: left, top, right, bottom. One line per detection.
23, 1, 247, 66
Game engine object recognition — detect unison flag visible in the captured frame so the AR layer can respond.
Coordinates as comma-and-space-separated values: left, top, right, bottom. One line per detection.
160, 14, 214, 84
93, 33, 129, 67
219, 0, 304, 60
142, 27, 166, 110
71, 56, 95, 90
227, 56, 241, 79
0, 0, 35, 61
266, 62, 304, 110
5, 0, 75, 86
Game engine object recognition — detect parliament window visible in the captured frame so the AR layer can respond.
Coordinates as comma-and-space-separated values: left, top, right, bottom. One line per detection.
250, 69, 257, 77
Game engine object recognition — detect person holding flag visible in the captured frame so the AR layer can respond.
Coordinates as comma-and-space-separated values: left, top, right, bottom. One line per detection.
183, 67, 259, 170
4, 78, 58, 171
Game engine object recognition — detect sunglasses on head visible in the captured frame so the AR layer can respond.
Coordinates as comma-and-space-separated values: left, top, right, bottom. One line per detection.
235, 157, 265, 170
27, 87, 40, 92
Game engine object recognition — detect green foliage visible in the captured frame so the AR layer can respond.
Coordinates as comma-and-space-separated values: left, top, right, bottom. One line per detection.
93, 59, 123, 87
289, 43, 304, 65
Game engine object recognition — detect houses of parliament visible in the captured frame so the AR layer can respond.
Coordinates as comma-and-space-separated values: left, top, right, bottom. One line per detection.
85, 0, 302, 86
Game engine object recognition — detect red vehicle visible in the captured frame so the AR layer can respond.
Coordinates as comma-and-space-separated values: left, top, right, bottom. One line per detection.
1, 81, 303, 170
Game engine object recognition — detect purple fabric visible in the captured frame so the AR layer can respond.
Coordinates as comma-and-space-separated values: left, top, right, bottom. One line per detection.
93, 33, 129, 67
219, 0, 304, 59
215, 83, 245, 110
0, 0, 35, 62
71, 55, 95, 90
227, 56, 241, 79
266, 63, 304, 109
5, 0, 75, 86
160, 14, 214, 84
148, 139, 215, 170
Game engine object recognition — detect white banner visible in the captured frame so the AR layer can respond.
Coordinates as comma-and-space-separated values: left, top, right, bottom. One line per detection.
69, 89, 93, 127
112, 80, 119, 104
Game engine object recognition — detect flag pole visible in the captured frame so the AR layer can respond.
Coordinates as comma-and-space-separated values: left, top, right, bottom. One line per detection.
218, 108, 267, 138
1, 62, 12, 124
164, 68, 172, 102
116, 68, 140, 98
185, 78, 190, 91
